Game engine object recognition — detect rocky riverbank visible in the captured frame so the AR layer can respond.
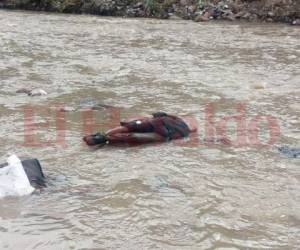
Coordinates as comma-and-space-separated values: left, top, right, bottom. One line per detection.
0, 0, 299, 24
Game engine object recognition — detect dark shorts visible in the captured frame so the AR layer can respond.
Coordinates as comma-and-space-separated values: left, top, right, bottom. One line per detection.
122, 116, 190, 140
121, 120, 155, 133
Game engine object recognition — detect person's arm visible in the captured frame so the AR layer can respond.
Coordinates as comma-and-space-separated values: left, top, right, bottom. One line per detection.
105, 126, 129, 136
105, 117, 152, 136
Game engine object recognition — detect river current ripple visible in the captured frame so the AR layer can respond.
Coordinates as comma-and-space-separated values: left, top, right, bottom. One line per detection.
0, 10, 299, 249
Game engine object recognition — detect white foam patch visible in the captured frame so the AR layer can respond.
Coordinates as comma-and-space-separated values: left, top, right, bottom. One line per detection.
0, 155, 34, 198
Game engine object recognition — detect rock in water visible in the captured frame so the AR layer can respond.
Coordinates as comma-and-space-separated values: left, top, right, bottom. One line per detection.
0, 155, 35, 198
16, 88, 31, 94
29, 89, 48, 96
292, 19, 300, 25
16, 88, 48, 96
278, 146, 300, 158
251, 82, 267, 89
222, 10, 235, 21
79, 98, 114, 111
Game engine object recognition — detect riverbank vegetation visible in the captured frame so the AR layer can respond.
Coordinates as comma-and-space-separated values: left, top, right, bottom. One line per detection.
0, 0, 299, 23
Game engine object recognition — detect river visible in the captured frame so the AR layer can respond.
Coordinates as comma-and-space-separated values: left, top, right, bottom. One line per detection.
0, 9, 299, 249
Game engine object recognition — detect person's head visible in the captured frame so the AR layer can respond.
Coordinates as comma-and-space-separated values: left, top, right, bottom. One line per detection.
83, 133, 107, 146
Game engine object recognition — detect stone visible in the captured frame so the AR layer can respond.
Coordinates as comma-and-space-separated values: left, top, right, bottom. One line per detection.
229, 3, 242, 13
278, 146, 300, 158
241, 12, 251, 19
179, 0, 187, 7
292, 19, 300, 25
234, 11, 245, 18
187, 5, 196, 14
249, 13, 258, 21
222, 10, 235, 21
16, 88, 31, 95
133, 2, 143, 9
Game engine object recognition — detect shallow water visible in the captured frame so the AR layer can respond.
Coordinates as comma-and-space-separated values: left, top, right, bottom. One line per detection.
0, 9, 299, 249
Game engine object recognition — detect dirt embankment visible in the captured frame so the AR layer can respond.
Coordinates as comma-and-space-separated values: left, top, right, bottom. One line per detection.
0, 0, 299, 24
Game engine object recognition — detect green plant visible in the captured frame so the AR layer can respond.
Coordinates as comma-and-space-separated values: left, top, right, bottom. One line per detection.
162, 0, 175, 9
196, 0, 204, 9
145, 0, 156, 14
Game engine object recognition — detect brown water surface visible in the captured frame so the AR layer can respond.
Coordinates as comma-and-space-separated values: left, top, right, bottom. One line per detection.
0, 10, 299, 249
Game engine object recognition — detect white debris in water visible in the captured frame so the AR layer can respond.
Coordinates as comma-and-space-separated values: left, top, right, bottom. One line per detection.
0, 155, 34, 198
29, 89, 48, 96
16, 88, 48, 96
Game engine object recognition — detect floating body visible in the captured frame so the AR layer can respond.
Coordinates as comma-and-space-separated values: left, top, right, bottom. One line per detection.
83, 112, 197, 146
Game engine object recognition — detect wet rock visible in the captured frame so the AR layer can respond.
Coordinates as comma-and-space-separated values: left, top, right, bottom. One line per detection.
187, 5, 196, 14
1, 0, 299, 24
57, 102, 113, 112
16, 88, 31, 95
16, 88, 47, 96
78, 98, 114, 111
160, 12, 169, 19
249, 13, 258, 22
241, 12, 251, 20
235, 11, 245, 19
133, 2, 143, 9
179, 0, 187, 7
278, 146, 300, 158
292, 19, 300, 25
222, 10, 235, 21
229, 2, 242, 13
127, 1, 145, 17
172, 3, 178, 12
91, 103, 114, 110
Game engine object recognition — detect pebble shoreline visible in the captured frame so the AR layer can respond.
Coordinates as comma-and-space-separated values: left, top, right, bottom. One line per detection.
0, 0, 299, 24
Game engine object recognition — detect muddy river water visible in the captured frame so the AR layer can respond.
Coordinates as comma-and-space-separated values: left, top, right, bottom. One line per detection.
0, 9, 299, 249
